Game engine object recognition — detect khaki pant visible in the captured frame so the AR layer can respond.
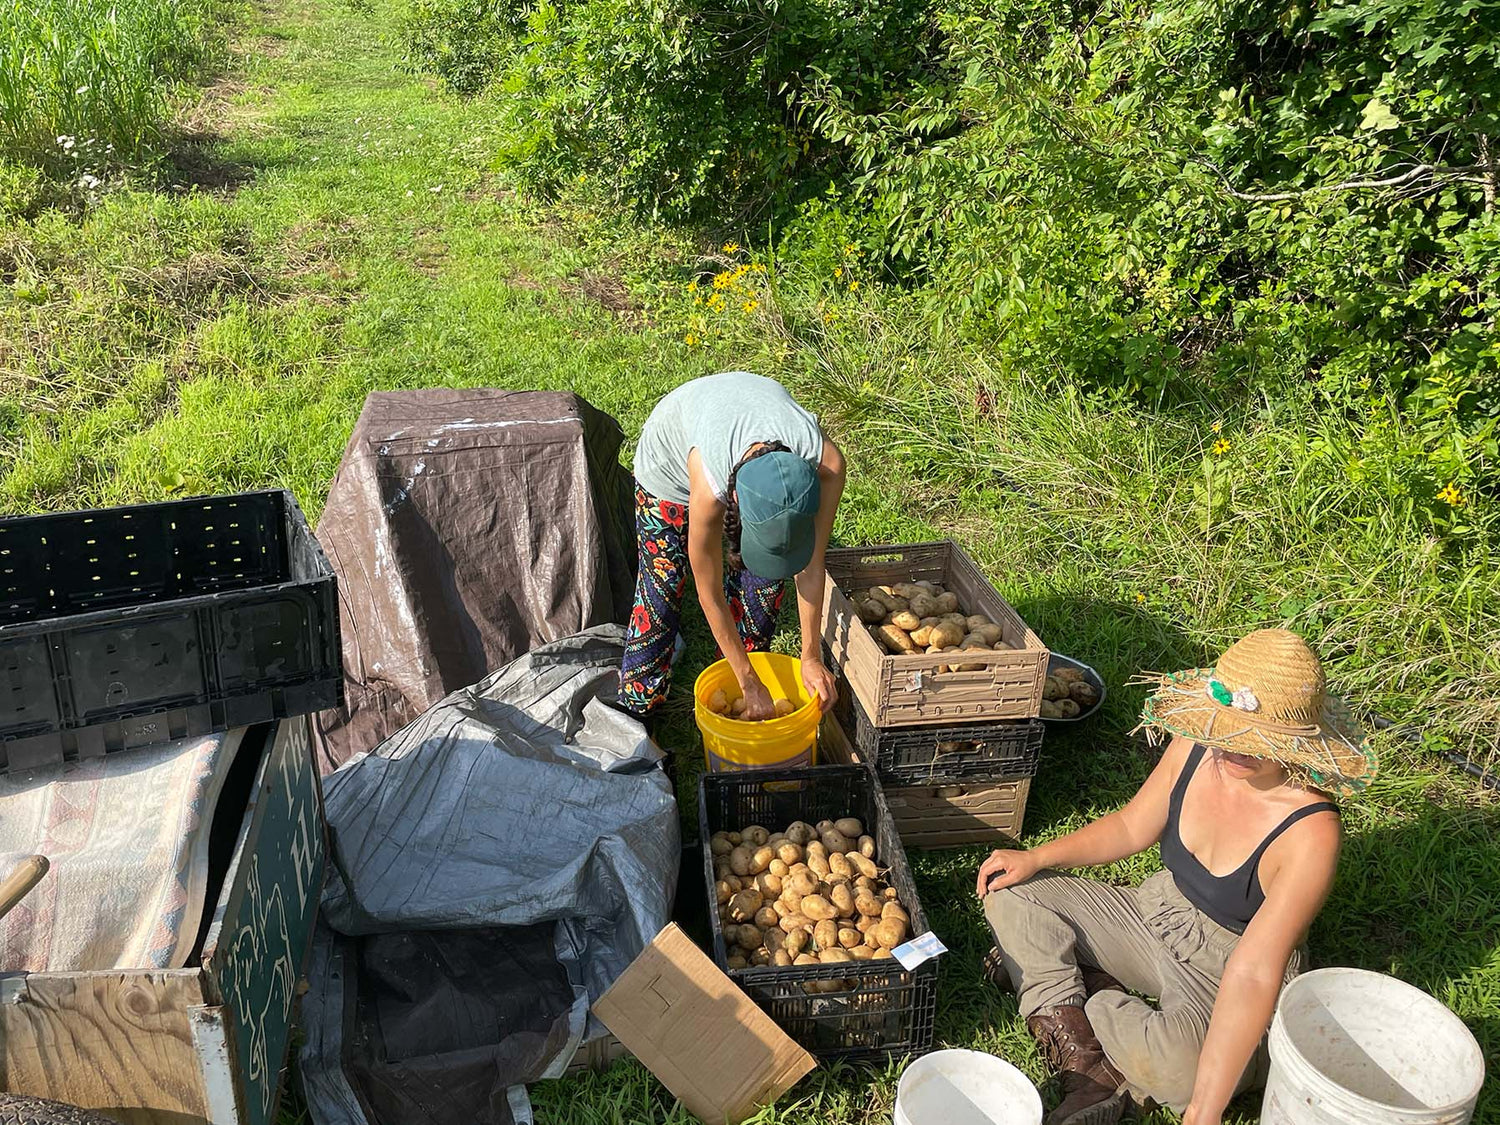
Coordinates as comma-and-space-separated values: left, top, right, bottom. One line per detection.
984, 869, 1303, 1112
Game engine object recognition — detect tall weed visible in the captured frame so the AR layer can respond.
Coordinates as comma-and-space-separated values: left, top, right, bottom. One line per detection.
0, 0, 228, 166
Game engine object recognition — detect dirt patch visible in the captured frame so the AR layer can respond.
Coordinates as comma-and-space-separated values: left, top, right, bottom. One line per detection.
572, 269, 645, 327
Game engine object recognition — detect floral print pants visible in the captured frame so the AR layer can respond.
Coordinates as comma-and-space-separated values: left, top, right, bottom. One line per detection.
620, 484, 787, 715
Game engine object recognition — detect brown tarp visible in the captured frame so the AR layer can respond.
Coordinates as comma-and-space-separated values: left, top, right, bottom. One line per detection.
310, 389, 635, 773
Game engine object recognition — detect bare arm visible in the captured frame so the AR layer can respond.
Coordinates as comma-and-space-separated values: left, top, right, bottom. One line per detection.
793, 438, 846, 711
687, 451, 773, 717
975, 736, 1194, 897
1184, 814, 1341, 1125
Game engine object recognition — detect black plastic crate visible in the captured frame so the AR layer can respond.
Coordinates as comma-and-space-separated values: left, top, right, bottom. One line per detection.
834, 669, 1044, 785
0, 490, 341, 771
698, 764, 938, 1062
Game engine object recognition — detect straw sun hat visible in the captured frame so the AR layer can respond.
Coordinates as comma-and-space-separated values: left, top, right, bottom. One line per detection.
1135, 629, 1375, 792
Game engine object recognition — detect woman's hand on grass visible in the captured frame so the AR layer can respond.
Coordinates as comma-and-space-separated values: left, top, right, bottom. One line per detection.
1182, 1104, 1221, 1125
975, 848, 1041, 897
739, 675, 777, 720
801, 655, 837, 713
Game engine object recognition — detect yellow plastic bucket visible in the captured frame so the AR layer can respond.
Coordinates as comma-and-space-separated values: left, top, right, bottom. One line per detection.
695, 652, 821, 773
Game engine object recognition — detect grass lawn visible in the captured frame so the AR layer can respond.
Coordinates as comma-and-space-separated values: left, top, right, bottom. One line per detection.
1, 1, 1496, 1123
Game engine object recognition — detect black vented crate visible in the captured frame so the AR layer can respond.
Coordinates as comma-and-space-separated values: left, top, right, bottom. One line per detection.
0, 490, 341, 772
835, 669, 1044, 785
698, 764, 938, 1062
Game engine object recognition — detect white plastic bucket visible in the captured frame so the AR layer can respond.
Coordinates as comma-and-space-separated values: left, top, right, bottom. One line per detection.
1263, 967, 1485, 1125
894, 1049, 1042, 1125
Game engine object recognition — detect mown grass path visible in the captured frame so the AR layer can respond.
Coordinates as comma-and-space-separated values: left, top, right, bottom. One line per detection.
2, 1, 1496, 1123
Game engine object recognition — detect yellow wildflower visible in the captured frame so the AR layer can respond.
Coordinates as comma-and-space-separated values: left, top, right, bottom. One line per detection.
1134, 592, 1147, 604
1212, 438, 1231, 456
1437, 483, 1464, 507
844, 243, 856, 254
751, 263, 766, 273
1211, 419, 1222, 433
849, 280, 860, 292
834, 267, 843, 278
722, 241, 740, 255
743, 299, 758, 313
684, 333, 699, 346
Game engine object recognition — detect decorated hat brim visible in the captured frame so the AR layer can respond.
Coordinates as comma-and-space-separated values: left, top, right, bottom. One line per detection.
1133, 667, 1376, 793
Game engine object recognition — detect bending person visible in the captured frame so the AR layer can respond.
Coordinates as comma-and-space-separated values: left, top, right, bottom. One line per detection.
977, 629, 1374, 1125
621, 371, 845, 718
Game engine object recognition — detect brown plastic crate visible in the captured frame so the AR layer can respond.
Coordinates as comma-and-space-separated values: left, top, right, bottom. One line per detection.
820, 714, 1029, 849
820, 541, 1048, 727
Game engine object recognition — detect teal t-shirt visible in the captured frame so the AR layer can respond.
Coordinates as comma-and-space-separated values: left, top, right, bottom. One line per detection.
634, 372, 823, 504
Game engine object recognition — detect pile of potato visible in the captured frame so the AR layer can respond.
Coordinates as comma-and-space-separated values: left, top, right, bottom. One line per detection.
849, 581, 1011, 672
711, 817, 911, 988
705, 689, 797, 722
1040, 665, 1100, 718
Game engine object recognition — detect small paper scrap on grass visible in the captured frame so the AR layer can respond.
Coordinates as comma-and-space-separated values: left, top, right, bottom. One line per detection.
892, 932, 948, 970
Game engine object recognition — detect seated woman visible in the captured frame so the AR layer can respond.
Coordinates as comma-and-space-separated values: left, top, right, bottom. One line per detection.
977, 629, 1374, 1125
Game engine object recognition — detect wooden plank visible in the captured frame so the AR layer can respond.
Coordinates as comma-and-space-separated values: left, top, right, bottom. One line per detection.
0, 970, 210, 1124
202, 716, 325, 1125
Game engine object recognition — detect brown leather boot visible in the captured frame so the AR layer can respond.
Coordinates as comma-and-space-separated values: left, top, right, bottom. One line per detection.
1081, 965, 1125, 996
1027, 1004, 1130, 1125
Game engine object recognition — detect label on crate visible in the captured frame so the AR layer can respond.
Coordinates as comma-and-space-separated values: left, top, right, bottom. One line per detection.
892, 931, 948, 970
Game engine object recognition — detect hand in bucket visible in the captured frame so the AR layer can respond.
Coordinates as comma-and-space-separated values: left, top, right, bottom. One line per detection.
738, 676, 778, 721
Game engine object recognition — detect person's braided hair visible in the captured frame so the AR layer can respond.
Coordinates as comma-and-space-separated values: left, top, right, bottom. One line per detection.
723, 441, 791, 572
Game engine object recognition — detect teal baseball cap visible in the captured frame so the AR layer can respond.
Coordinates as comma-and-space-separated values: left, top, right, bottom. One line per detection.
736, 452, 821, 579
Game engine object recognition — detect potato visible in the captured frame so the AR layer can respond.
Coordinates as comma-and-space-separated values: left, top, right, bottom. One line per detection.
806, 838, 828, 859
882, 902, 910, 925
854, 875, 879, 895
801, 894, 837, 921
773, 949, 793, 966
909, 620, 939, 647
828, 853, 853, 881
729, 845, 755, 876
773, 841, 803, 867
849, 945, 875, 960
751, 846, 775, 874
1069, 680, 1100, 707
855, 892, 884, 917
729, 697, 746, 717
813, 918, 839, 952
818, 948, 854, 964
855, 914, 879, 934
857, 835, 876, 860
772, 897, 794, 919
807, 852, 831, 878
1054, 667, 1085, 685
876, 624, 917, 655
892, 582, 926, 601
786, 821, 816, 845
831, 817, 862, 839
768, 858, 790, 878
727, 953, 749, 970
714, 859, 733, 880
879, 595, 910, 616
837, 926, 862, 949
709, 832, 734, 856
743, 826, 770, 847
1040, 699, 1062, 719
872, 918, 907, 948
970, 622, 1006, 646
785, 927, 810, 957
785, 869, 820, 897
779, 913, 813, 933
889, 610, 922, 631
933, 592, 960, 615
751, 947, 772, 966
773, 698, 796, 717
1057, 697, 1082, 718
727, 832, 743, 846
928, 621, 965, 649
873, 948, 895, 960
1043, 675, 1067, 701
908, 593, 940, 619
794, 953, 819, 966
965, 614, 992, 631
820, 830, 853, 855
754, 905, 779, 931
883, 886, 900, 900
707, 688, 730, 714
728, 890, 763, 924
829, 882, 856, 918
735, 924, 763, 951
855, 598, 887, 624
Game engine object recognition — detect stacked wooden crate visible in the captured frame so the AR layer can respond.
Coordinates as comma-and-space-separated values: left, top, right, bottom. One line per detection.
818, 541, 1050, 848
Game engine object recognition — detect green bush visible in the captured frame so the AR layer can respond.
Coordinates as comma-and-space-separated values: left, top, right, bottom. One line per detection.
397, 0, 527, 96
0, 0, 228, 165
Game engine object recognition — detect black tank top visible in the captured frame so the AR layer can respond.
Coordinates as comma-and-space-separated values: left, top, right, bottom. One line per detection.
1160, 745, 1338, 934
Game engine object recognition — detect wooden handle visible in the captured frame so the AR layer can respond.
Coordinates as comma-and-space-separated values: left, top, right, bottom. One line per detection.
0, 855, 49, 920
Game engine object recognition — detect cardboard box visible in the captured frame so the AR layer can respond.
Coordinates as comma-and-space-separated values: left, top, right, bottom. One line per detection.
594, 924, 816, 1124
